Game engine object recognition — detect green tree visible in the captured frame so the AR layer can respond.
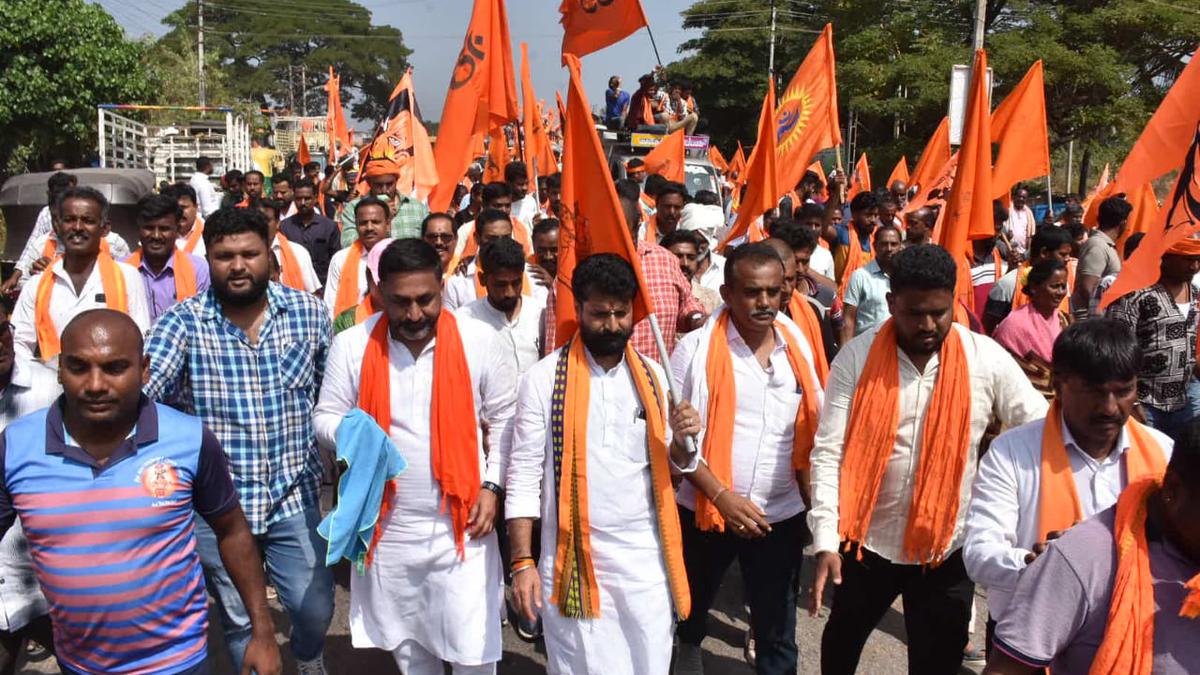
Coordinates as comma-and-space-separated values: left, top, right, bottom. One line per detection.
0, 0, 156, 175
159, 0, 412, 123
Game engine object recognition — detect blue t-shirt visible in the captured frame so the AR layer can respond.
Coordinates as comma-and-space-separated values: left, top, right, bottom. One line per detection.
605, 88, 631, 119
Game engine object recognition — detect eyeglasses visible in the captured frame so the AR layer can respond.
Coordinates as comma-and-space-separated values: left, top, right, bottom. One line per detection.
424, 233, 455, 243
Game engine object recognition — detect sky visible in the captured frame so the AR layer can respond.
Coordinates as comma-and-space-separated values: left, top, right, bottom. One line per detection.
93, 0, 704, 126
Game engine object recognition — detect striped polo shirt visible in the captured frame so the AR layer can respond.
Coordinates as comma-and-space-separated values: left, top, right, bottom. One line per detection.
0, 397, 238, 674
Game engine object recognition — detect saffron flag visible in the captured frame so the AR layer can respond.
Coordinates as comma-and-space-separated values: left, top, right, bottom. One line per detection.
519, 42, 556, 181
1112, 45, 1200, 193
297, 133, 312, 166
556, 91, 568, 133
939, 49, 994, 315
430, 0, 520, 211
325, 68, 354, 166
990, 60, 1050, 199
555, 53, 656, 347
729, 142, 747, 182
559, 0, 649, 63
643, 129, 685, 183
361, 68, 439, 200
886, 156, 910, 188
846, 153, 871, 201
719, 76, 779, 251
1115, 182, 1161, 252
708, 145, 729, 173
910, 116, 951, 198
806, 160, 827, 189
774, 23, 841, 196
483, 127, 510, 183
1081, 164, 1113, 227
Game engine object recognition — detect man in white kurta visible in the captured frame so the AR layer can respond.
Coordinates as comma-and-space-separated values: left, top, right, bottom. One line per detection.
322, 197, 391, 315
313, 241, 517, 674
963, 318, 1172, 645
443, 212, 547, 312
454, 237, 545, 374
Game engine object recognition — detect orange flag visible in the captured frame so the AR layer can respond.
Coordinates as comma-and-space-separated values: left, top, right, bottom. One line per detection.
886, 156, 910, 187
729, 142, 747, 181
297, 133, 312, 166
1115, 182, 1161, 252
361, 68, 439, 200
559, 0, 649, 63
938, 49, 994, 315
1082, 164, 1114, 227
910, 116, 951, 197
990, 60, 1050, 199
483, 127, 510, 183
1112, 45, 1200, 193
325, 68, 354, 166
555, 53, 656, 346
430, 0, 520, 212
719, 76, 778, 251
519, 42, 555, 181
774, 24, 841, 196
846, 153, 871, 201
708, 145, 729, 173
806, 160, 827, 189
643, 129, 686, 183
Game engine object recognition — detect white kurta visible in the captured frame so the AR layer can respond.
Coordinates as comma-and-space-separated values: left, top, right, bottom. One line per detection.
322, 246, 369, 315
505, 347, 694, 675
442, 261, 549, 311
454, 294, 545, 375
313, 314, 517, 664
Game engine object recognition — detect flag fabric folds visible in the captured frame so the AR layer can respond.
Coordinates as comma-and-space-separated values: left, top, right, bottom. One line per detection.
483, 127, 510, 184
910, 117, 951, 198
886, 156, 909, 188
1112, 46, 1200, 193
774, 23, 841, 196
430, 0, 520, 212
519, 42, 556, 183
708, 145, 729, 174
297, 133, 312, 166
559, 0, 649, 63
719, 76, 779, 251
555, 53, 656, 347
990, 60, 1051, 199
643, 129, 686, 183
361, 69, 439, 200
325, 68, 354, 166
846, 153, 871, 202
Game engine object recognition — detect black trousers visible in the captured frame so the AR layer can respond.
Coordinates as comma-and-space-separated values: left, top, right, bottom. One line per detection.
0, 614, 53, 675
676, 507, 804, 675
820, 546, 974, 675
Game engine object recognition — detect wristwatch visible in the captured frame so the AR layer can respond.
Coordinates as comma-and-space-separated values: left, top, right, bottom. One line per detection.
481, 481, 504, 497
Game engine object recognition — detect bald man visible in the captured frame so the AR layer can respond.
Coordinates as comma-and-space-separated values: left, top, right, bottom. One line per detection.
904, 207, 934, 247
0, 311, 281, 675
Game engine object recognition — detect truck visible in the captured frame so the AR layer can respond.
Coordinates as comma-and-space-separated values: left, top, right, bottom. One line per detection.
599, 128, 726, 209
96, 104, 252, 186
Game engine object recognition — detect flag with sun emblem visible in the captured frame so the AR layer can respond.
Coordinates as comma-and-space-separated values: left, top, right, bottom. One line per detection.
774, 23, 840, 197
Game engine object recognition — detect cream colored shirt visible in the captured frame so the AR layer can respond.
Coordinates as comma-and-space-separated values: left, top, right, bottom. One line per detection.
808, 323, 1047, 563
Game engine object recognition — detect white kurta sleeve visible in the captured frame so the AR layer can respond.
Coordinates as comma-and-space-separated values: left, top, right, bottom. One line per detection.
121, 265, 150, 333
313, 328, 361, 450
479, 333, 519, 487
984, 337, 1050, 426
322, 250, 344, 314
806, 340, 861, 555
10, 276, 41, 388
963, 438, 1031, 593
505, 368, 547, 520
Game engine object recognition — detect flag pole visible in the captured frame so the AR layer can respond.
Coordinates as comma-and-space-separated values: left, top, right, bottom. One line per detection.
1045, 174, 1054, 220
644, 26, 664, 67
647, 313, 698, 455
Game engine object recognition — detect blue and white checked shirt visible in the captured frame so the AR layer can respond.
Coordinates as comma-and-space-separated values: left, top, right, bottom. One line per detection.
144, 283, 331, 534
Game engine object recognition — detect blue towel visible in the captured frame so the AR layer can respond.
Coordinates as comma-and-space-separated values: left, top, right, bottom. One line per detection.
317, 409, 407, 571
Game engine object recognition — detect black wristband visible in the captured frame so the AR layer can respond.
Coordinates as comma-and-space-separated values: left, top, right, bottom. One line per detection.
481, 480, 504, 497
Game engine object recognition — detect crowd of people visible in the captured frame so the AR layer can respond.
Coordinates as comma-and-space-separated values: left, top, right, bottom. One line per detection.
0, 78, 1196, 675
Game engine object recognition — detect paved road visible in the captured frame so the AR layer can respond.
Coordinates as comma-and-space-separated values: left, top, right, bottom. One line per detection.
18, 556, 988, 674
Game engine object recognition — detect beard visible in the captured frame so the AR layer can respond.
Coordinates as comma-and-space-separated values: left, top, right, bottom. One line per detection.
580, 326, 632, 357
489, 295, 520, 314
212, 272, 269, 307
393, 316, 436, 342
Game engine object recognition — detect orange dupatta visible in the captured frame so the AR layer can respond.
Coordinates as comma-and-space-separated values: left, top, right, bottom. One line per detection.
789, 291, 829, 385
551, 336, 690, 619
836, 227, 873, 300
359, 311, 480, 558
182, 217, 204, 253
333, 242, 366, 316
35, 253, 128, 361
694, 312, 821, 531
126, 249, 199, 303
1088, 478, 1200, 675
838, 320, 972, 564
1037, 401, 1168, 544
274, 233, 305, 290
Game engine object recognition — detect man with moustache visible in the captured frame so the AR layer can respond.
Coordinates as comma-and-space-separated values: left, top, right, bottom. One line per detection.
125, 194, 210, 324
455, 237, 545, 375
421, 212, 460, 274
314, 239, 516, 674
323, 196, 390, 317
145, 207, 335, 675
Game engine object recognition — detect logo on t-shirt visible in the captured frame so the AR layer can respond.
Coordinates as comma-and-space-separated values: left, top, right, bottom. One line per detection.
138, 458, 180, 500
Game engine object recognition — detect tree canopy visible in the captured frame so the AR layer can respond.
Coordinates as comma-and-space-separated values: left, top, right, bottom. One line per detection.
667, 0, 1199, 195
0, 0, 156, 174
159, 0, 412, 123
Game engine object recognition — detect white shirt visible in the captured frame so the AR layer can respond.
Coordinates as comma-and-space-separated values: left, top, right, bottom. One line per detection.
273, 236, 320, 294
442, 261, 548, 312
810, 245, 836, 281
696, 251, 726, 293
671, 313, 822, 523
511, 194, 540, 225
189, 172, 221, 217
1008, 205, 1036, 251
808, 323, 1048, 562
17, 231, 132, 278
454, 294, 545, 375
11, 257, 150, 387
963, 414, 1173, 620
322, 246, 368, 315
12, 207, 55, 277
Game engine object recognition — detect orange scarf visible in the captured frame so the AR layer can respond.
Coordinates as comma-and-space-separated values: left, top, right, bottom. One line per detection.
838, 320, 972, 563
353, 295, 379, 325
358, 311, 480, 558
836, 227, 873, 300
992, 247, 1004, 282
182, 218, 204, 253
694, 312, 821, 531
35, 253, 128, 361
788, 291, 829, 385
551, 336, 690, 619
333, 242, 366, 316
1037, 401, 1168, 544
1089, 478, 1200, 675
274, 233, 305, 290
126, 249, 199, 304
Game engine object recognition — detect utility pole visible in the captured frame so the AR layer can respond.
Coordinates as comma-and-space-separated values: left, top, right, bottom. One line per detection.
767, 0, 777, 82
197, 0, 207, 106
301, 64, 308, 116
288, 65, 295, 113
972, 0, 986, 51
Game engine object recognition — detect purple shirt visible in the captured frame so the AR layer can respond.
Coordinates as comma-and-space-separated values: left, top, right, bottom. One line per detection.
126, 252, 211, 324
